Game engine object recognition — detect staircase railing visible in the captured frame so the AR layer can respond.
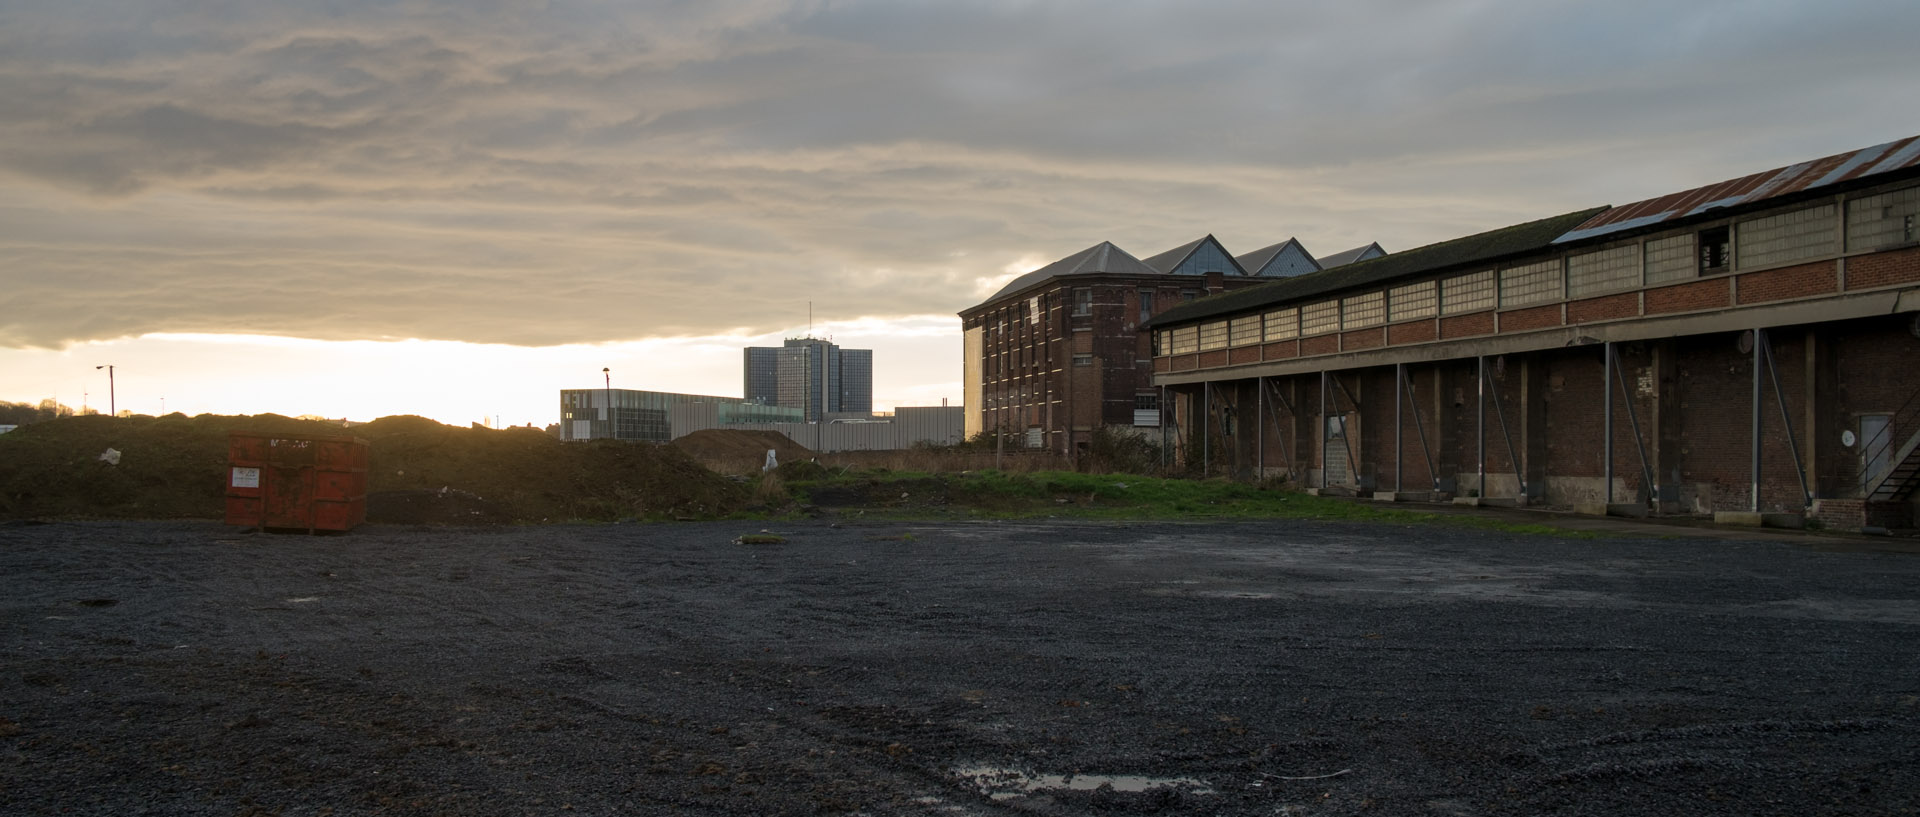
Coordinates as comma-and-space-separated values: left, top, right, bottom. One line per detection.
1859, 382, 1920, 501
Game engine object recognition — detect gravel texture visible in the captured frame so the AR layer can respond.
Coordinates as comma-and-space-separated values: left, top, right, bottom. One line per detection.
3, 518, 1917, 815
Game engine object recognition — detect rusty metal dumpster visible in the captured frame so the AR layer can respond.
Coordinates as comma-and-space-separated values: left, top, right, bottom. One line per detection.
224, 432, 369, 532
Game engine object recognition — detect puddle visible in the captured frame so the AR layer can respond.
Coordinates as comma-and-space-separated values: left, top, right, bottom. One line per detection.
285, 597, 319, 603
954, 765, 1213, 800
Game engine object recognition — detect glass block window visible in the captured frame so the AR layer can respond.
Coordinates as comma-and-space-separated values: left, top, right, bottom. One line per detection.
1644, 234, 1695, 285
1500, 259, 1563, 307
1848, 185, 1920, 250
1229, 316, 1261, 347
1028, 295, 1041, 325
1301, 300, 1340, 335
1263, 307, 1299, 341
1341, 291, 1385, 329
1198, 320, 1230, 351
1388, 280, 1437, 321
1441, 270, 1495, 315
1155, 330, 1170, 356
1566, 245, 1640, 297
1171, 325, 1199, 354
1738, 203, 1836, 268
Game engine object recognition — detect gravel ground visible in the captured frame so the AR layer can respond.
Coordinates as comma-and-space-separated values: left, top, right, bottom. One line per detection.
3, 518, 1917, 816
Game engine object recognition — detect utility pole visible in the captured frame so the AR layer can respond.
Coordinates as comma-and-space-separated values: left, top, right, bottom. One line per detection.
95, 365, 115, 418
602, 367, 612, 440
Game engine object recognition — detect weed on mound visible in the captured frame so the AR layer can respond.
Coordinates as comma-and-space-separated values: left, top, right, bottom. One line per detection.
0, 414, 749, 523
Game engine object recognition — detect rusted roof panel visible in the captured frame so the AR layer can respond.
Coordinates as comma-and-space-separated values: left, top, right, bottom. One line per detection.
1555, 135, 1920, 244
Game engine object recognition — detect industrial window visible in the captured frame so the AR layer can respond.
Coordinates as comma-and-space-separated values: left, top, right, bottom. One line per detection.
1566, 245, 1640, 297
1229, 316, 1261, 346
1499, 259, 1563, 308
1072, 354, 1092, 367
1072, 287, 1092, 316
1181, 289, 1198, 302
1155, 330, 1170, 356
1697, 226, 1730, 274
1388, 281, 1437, 322
1171, 325, 1199, 354
1441, 270, 1496, 315
1645, 234, 1695, 284
1847, 185, 1920, 250
1028, 295, 1041, 325
1301, 300, 1340, 335
1738, 204, 1836, 268
1341, 291, 1385, 329
1198, 320, 1230, 351
1263, 307, 1299, 340
1138, 289, 1154, 323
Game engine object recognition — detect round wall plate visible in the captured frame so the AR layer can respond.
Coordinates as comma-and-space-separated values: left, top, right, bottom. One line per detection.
1842, 429, 1858, 447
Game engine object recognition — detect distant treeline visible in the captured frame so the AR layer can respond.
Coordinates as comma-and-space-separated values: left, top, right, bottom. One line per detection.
0, 400, 80, 426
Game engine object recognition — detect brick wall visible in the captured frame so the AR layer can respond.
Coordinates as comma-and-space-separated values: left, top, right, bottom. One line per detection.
1342, 328, 1385, 351
1440, 312, 1495, 339
1645, 277, 1731, 314
1736, 260, 1838, 304
1199, 350, 1229, 368
1387, 320, 1438, 345
1845, 244, 1920, 290
1301, 334, 1339, 356
1498, 304, 1563, 333
1567, 292, 1639, 324
1669, 331, 1808, 512
1229, 346, 1261, 365
1264, 340, 1298, 360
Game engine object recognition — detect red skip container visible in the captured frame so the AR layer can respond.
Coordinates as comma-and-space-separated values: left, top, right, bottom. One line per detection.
224, 432, 369, 532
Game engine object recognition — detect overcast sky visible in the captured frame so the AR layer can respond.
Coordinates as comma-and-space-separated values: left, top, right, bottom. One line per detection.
3, 0, 1917, 424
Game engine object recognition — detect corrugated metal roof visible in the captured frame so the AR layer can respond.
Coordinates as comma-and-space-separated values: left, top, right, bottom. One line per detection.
1234, 238, 1318, 277
1554, 135, 1920, 244
978, 241, 1158, 305
1145, 207, 1607, 330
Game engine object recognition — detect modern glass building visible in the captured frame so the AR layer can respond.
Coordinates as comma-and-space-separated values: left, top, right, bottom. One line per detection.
558, 389, 801, 442
743, 338, 873, 422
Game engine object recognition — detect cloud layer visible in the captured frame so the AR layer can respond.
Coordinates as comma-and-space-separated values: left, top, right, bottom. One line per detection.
4, 0, 1918, 348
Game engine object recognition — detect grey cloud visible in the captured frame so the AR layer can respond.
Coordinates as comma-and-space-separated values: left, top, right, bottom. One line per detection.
2, 0, 1919, 349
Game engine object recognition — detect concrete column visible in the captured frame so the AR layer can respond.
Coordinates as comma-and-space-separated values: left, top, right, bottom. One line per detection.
1520, 356, 1548, 501
1650, 339, 1683, 513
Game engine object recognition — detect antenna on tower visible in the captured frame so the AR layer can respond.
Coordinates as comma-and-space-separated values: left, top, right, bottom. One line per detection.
808, 301, 813, 338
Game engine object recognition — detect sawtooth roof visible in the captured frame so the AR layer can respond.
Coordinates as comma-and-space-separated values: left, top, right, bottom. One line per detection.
1315, 242, 1386, 269
1234, 238, 1317, 277
1139, 235, 1248, 276
1144, 206, 1609, 329
980, 241, 1158, 304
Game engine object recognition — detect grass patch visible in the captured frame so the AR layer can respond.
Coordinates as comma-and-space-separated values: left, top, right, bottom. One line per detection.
777, 469, 1595, 536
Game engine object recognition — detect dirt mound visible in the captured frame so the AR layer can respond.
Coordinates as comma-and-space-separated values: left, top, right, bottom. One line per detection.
0, 414, 748, 523
672, 428, 813, 463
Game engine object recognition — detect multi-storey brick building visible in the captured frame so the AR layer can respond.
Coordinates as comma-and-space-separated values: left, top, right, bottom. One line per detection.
959, 234, 1380, 456
1145, 134, 1920, 529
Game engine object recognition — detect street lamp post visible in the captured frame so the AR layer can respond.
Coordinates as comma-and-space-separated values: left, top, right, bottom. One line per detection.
602, 367, 612, 440
95, 365, 115, 418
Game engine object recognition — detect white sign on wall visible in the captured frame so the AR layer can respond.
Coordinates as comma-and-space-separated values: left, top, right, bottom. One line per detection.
230, 467, 261, 489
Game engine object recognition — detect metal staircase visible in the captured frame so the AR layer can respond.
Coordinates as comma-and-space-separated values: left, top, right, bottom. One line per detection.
1862, 385, 1920, 501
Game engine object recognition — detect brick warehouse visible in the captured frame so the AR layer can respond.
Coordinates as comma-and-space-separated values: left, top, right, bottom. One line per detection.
959, 236, 1384, 457
1143, 134, 1920, 529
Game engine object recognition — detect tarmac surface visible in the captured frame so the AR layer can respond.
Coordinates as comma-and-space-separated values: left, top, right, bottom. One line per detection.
3, 517, 1917, 815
